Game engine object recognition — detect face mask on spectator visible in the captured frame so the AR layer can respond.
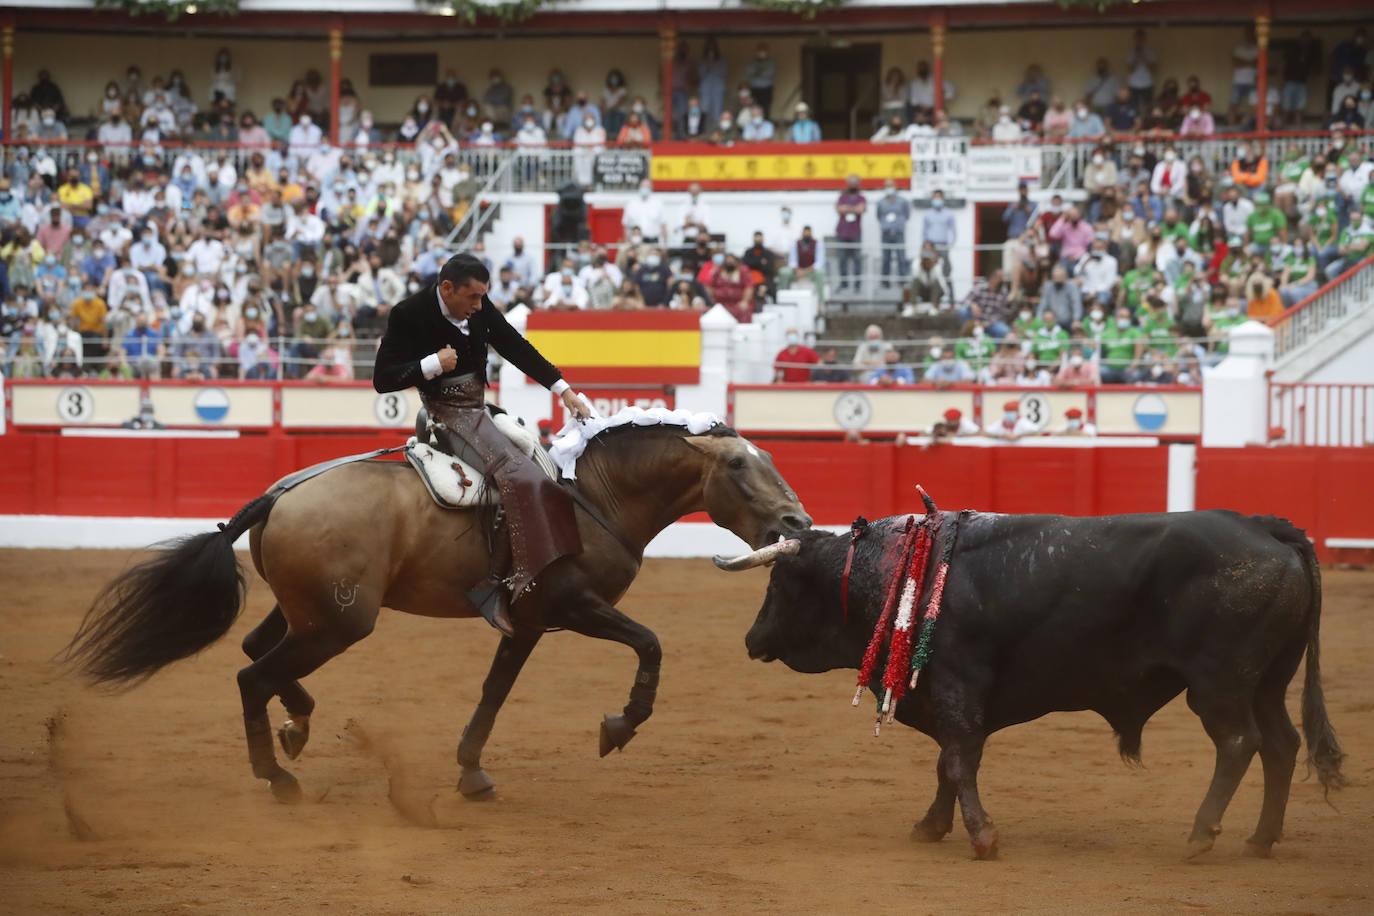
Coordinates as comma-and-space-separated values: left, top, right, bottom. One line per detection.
1116, 317, 1131, 329
1004, 410, 1019, 423
1090, 308, 1104, 322
1189, 107, 1201, 119
561, 284, 573, 296
299, 115, 311, 127
712, 253, 725, 265
301, 266, 315, 277
1069, 353, 1085, 367
417, 102, 430, 114
1091, 153, 1104, 165
644, 254, 661, 268
1164, 150, 1177, 162
929, 346, 943, 360
1075, 106, 1087, 118
932, 197, 945, 209
1019, 309, 1032, 322
245, 307, 259, 319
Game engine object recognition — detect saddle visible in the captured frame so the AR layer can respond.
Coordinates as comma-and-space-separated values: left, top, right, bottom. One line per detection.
404, 406, 559, 510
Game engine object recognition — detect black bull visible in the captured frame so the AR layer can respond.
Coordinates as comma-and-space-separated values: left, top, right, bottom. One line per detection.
742, 509, 1344, 859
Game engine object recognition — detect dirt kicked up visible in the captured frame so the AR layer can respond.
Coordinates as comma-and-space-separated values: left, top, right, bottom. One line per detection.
1, 549, 1370, 915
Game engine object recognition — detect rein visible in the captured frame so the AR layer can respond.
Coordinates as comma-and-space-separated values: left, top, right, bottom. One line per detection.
561, 480, 642, 562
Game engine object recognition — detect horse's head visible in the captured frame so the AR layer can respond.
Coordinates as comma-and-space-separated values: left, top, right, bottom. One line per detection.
685, 432, 812, 549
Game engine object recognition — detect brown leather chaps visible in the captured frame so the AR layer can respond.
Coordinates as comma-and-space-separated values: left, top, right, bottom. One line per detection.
422, 374, 581, 601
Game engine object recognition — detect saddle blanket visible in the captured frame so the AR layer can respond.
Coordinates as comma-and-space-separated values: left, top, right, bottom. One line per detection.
404, 411, 558, 510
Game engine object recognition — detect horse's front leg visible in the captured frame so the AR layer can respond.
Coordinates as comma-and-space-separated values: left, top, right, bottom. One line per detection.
555, 598, 662, 757
456, 632, 541, 799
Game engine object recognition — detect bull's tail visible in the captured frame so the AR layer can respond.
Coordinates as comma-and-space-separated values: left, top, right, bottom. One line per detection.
59, 493, 277, 686
1260, 516, 1345, 795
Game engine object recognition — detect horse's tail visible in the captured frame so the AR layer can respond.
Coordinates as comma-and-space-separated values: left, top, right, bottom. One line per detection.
60, 493, 277, 686
1260, 515, 1345, 795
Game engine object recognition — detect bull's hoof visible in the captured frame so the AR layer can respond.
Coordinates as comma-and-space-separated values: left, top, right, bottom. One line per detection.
269, 769, 303, 804
910, 818, 953, 843
1242, 837, 1275, 858
970, 826, 999, 860
598, 714, 637, 758
1186, 825, 1220, 859
458, 766, 496, 800
277, 717, 310, 761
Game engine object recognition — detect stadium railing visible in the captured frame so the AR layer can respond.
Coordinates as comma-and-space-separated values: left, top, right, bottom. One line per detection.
1267, 252, 1374, 362
1268, 376, 1374, 446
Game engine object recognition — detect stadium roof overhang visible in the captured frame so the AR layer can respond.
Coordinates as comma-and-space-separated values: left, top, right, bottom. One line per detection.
0, 0, 1369, 38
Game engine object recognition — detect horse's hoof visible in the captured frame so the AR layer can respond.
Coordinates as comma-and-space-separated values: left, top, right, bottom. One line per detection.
277, 717, 310, 761
970, 827, 999, 860
910, 819, 952, 843
458, 766, 496, 800
1242, 838, 1274, 858
1186, 825, 1220, 859
269, 770, 303, 804
598, 714, 637, 758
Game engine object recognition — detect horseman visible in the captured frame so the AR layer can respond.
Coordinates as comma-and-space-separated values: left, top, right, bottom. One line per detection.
373, 252, 593, 637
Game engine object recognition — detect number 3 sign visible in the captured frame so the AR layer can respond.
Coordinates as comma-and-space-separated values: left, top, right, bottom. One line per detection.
56, 386, 95, 423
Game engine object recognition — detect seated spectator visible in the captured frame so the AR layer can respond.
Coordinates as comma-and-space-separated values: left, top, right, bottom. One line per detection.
870, 114, 913, 143
867, 348, 914, 386
852, 323, 895, 375
1067, 100, 1105, 138
616, 111, 652, 146
675, 96, 709, 140
911, 246, 950, 309
1054, 344, 1100, 386
1230, 142, 1269, 192
1178, 103, 1215, 136
957, 268, 1012, 336
990, 106, 1022, 142
811, 346, 851, 382
788, 102, 822, 143
1042, 97, 1072, 138
1040, 264, 1084, 329
611, 278, 645, 310
1277, 239, 1320, 307
708, 255, 753, 323
1048, 207, 1094, 270
1105, 87, 1140, 133
1150, 147, 1186, 204
629, 249, 672, 307
1017, 91, 1047, 133
773, 329, 819, 382
740, 106, 774, 142
1326, 211, 1374, 278
922, 348, 975, 387
1245, 191, 1287, 254
1245, 275, 1285, 320
666, 277, 710, 312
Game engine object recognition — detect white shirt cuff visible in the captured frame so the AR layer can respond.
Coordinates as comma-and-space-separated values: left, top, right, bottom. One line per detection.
551, 379, 570, 396
420, 352, 443, 379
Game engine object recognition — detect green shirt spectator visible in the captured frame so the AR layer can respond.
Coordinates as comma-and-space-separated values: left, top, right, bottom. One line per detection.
1246, 204, 1286, 247
1362, 182, 1374, 219
1121, 265, 1156, 310
956, 333, 995, 370
1100, 321, 1144, 369
1277, 150, 1308, 184
1032, 323, 1070, 363
1337, 221, 1374, 261
1308, 206, 1340, 248
1158, 219, 1190, 244
1011, 307, 1040, 338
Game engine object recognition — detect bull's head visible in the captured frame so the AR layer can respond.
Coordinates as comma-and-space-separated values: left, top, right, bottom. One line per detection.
727, 530, 871, 674
687, 434, 812, 549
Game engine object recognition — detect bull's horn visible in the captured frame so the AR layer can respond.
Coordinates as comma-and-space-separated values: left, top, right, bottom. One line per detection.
712, 538, 801, 571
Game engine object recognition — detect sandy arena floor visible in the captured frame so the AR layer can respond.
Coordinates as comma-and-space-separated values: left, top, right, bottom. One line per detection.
0, 549, 1370, 915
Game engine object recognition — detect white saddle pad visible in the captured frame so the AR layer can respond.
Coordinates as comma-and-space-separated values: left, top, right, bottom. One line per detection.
404, 411, 558, 510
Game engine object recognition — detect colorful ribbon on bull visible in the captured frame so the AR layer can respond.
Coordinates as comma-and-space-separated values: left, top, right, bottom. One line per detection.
851, 486, 961, 736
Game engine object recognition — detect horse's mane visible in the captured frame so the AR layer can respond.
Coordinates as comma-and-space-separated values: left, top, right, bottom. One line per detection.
584, 421, 739, 449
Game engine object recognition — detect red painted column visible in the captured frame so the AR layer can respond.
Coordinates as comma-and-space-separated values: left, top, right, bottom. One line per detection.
659, 22, 675, 141
1254, 9, 1271, 133
2, 24, 14, 141
329, 22, 343, 145
931, 9, 947, 117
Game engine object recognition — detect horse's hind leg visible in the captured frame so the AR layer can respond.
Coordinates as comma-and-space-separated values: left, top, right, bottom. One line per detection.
456, 633, 541, 799
242, 606, 316, 760
237, 602, 376, 803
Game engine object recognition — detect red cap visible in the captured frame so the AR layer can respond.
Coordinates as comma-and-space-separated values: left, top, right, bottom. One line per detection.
1065, 407, 1083, 419
943, 408, 962, 421
1003, 401, 1020, 412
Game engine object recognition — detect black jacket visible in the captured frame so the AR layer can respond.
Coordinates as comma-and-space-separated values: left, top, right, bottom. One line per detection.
372, 285, 563, 394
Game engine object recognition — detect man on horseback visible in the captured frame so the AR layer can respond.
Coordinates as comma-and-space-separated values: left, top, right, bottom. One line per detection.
373, 252, 592, 637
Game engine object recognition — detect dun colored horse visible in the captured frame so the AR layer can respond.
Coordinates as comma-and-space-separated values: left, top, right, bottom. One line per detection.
64, 420, 811, 802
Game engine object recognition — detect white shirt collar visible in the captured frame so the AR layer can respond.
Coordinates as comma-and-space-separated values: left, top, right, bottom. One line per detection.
435, 284, 469, 335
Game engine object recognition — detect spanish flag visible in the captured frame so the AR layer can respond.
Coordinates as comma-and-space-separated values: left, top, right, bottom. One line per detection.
525, 312, 701, 384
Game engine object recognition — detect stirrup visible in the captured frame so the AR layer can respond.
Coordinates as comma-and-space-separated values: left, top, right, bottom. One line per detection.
466, 579, 515, 638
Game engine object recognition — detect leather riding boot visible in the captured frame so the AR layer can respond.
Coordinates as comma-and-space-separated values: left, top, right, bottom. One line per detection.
465, 523, 515, 638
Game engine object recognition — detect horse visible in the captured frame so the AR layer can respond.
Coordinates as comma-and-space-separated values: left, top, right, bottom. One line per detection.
63, 416, 812, 803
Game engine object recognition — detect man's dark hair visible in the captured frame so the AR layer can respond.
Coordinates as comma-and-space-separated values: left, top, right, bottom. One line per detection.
439, 252, 490, 288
